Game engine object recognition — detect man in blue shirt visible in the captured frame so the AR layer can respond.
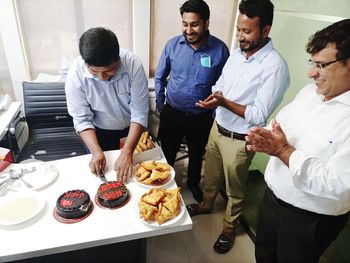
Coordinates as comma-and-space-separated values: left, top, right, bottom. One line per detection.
65, 27, 149, 183
155, 0, 229, 202
187, 0, 290, 254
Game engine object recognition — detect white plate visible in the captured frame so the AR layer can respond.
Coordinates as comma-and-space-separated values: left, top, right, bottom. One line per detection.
132, 163, 175, 189
0, 192, 46, 226
9, 164, 59, 191
138, 197, 185, 227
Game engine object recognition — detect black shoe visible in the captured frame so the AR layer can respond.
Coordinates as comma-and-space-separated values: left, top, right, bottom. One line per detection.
213, 232, 235, 254
187, 183, 203, 203
186, 204, 210, 217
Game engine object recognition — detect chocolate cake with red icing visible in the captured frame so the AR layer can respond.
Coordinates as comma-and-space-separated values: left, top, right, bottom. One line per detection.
97, 181, 129, 208
56, 190, 92, 219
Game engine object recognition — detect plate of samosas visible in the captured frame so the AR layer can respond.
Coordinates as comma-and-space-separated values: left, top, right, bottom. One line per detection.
138, 187, 185, 226
132, 160, 175, 188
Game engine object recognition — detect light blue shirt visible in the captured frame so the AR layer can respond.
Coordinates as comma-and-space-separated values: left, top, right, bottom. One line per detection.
214, 39, 290, 134
65, 49, 149, 132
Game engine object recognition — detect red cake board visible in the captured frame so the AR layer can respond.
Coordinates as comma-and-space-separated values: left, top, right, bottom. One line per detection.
53, 202, 94, 224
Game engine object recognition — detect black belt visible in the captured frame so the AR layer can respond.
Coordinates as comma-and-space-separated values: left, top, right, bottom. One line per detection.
216, 122, 246, 141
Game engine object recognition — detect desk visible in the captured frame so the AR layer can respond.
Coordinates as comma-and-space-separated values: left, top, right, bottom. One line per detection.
0, 150, 192, 262
0, 101, 21, 141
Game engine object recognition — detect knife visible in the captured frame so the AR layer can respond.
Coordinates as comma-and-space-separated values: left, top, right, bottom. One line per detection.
100, 170, 108, 182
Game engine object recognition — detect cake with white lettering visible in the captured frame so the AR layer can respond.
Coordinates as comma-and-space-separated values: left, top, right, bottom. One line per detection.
96, 181, 129, 208
55, 190, 92, 219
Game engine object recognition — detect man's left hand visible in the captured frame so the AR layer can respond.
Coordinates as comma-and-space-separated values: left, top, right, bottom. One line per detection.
196, 91, 224, 109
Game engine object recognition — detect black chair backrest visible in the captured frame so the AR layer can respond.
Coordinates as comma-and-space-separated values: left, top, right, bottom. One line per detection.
22, 81, 73, 129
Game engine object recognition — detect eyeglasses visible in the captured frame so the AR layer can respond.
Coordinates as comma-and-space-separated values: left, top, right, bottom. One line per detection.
308, 58, 341, 70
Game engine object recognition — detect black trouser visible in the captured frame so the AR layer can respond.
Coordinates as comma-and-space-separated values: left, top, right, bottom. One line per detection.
255, 188, 350, 263
94, 126, 130, 151
158, 104, 213, 188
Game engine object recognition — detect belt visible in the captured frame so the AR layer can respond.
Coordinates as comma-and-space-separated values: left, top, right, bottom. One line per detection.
216, 122, 246, 141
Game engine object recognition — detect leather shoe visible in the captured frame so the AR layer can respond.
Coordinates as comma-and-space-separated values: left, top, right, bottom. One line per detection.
186, 204, 210, 217
213, 231, 235, 254
187, 183, 203, 203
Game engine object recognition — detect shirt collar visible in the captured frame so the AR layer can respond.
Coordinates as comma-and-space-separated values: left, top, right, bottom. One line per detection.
321, 89, 350, 106
179, 30, 212, 49
82, 58, 127, 82
179, 34, 186, 44
83, 64, 94, 79
205, 33, 216, 48
239, 38, 273, 63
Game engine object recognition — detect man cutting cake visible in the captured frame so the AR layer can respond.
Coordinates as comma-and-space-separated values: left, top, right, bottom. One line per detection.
65, 27, 149, 182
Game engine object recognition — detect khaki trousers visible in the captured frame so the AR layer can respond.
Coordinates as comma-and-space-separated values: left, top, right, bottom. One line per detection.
202, 122, 254, 231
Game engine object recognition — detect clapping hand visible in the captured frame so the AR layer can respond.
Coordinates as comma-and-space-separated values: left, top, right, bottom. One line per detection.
245, 119, 294, 165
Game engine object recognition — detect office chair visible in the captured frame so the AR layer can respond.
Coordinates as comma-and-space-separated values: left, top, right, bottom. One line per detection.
9, 81, 86, 162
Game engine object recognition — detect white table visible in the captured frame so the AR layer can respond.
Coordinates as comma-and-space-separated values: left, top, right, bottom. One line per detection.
0, 150, 192, 262
0, 101, 22, 141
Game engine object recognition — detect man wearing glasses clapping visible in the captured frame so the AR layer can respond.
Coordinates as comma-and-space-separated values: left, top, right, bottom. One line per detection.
246, 19, 350, 263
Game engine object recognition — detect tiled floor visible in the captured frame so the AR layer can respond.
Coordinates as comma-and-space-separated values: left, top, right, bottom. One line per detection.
146, 157, 256, 263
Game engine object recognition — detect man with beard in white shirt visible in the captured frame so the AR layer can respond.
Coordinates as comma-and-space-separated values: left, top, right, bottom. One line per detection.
186, 0, 290, 254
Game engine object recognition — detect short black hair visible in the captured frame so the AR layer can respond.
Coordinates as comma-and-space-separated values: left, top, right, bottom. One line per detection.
306, 19, 350, 65
180, 0, 210, 21
79, 27, 120, 66
239, 0, 274, 29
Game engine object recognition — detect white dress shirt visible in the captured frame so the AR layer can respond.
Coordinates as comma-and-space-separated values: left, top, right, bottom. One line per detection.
213, 39, 290, 134
65, 49, 149, 132
266, 84, 350, 215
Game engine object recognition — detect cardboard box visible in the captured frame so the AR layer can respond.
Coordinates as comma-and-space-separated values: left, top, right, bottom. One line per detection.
133, 142, 165, 164
120, 135, 166, 164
